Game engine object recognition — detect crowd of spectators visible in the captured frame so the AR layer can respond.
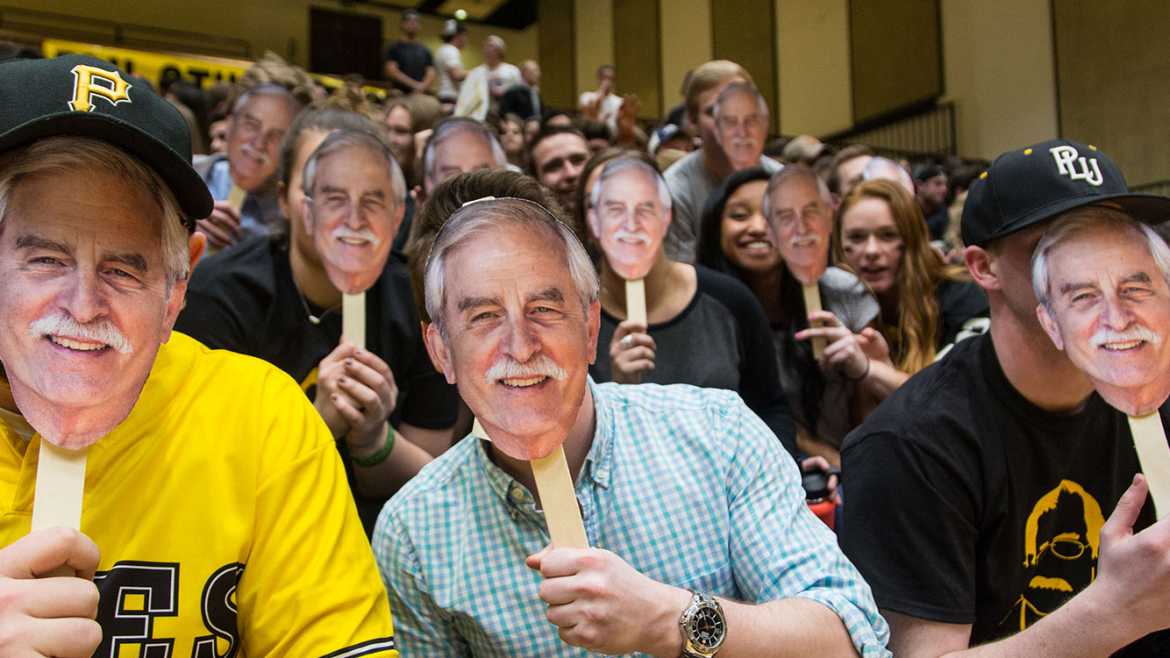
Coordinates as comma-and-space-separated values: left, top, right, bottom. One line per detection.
2, 11, 1169, 656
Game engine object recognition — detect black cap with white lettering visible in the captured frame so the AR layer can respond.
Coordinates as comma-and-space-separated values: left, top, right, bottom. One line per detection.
961, 138, 1170, 247
0, 54, 212, 229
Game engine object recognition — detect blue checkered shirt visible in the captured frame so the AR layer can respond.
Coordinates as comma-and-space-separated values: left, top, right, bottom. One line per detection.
373, 381, 889, 657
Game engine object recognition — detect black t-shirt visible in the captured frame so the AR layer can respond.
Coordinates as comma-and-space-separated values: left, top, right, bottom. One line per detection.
840, 334, 1169, 655
383, 40, 433, 92
176, 236, 458, 533
589, 266, 796, 456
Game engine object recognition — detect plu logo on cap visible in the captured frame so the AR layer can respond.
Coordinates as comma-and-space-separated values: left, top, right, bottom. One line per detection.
1049, 144, 1103, 186
68, 64, 132, 113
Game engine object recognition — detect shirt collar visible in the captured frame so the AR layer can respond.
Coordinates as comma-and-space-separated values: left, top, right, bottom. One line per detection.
473, 377, 616, 505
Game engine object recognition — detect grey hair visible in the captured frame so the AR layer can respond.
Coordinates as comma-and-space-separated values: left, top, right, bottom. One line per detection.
1031, 205, 1170, 310
422, 118, 508, 188
589, 157, 672, 214
712, 81, 769, 120
862, 156, 915, 195
485, 35, 506, 54
424, 198, 599, 338
762, 163, 830, 219
0, 137, 190, 287
301, 128, 406, 203
232, 82, 300, 114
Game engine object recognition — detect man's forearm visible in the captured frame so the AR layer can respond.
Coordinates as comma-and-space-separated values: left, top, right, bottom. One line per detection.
941, 588, 1133, 658
641, 587, 859, 658
419, 67, 436, 91
385, 62, 417, 89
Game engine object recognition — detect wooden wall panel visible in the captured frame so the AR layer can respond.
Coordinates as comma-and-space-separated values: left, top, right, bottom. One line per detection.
537, 0, 576, 111
849, 0, 942, 123
711, 0, 778, 131
1053, 0, 1170, 186
612, 0, 662, 118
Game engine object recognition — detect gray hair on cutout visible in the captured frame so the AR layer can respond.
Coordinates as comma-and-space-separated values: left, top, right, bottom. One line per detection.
0, 136, 190, 288
422, 118, 508, 189
1032, 205, 1170, 311
712, 81, 769, 120
424, 197, 599, 338
301, 128, 406, 204
589, 157, 671, 215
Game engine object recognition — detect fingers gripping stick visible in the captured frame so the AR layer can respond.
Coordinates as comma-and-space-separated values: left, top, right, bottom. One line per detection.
31, 441, 88, 576
802, 283, 826, 360
1127, 413, 1170, 519
473, 419, 588, 548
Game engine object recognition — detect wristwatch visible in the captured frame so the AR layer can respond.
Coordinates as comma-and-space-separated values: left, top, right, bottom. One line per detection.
679, 591, 726, 657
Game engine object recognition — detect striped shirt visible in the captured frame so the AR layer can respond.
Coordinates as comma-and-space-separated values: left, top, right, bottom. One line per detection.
374, 380, 889, 657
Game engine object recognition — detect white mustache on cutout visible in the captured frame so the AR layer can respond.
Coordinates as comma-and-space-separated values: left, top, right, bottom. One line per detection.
29, 312, 132, 354
484, 354, 566, 384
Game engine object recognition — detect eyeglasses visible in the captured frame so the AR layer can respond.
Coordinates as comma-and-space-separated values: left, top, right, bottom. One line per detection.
1036, 535, 1088, 561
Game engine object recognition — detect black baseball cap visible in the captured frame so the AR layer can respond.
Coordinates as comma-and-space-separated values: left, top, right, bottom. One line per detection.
961, 138, 1170, 247
0, 54, 213, 229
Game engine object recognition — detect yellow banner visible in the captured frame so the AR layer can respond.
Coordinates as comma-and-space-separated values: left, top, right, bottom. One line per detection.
42, 39, 248, 90
40, 39, 387, 100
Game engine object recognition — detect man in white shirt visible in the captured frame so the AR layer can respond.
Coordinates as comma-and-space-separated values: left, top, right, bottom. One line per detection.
579, 64, 623, 133
454, 36, 521, 122
434, 20, 467, 113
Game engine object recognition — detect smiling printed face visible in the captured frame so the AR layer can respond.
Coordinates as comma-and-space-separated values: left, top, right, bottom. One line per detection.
303, 144, 402, 294
1037, 223, 1170, 416
424, 219, 599, 460
226, 91, 298, 193
589, 165, 671, 281
768, 176, 832, 285
0, 168, 189, 448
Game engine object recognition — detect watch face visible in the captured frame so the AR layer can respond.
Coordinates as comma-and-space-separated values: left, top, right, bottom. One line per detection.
688, 604, 726, 651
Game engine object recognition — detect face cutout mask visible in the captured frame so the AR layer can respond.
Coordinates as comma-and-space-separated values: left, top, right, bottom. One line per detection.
303, 143, 401, 295
1037, 225, 1170, 417
588, 164, 670, 282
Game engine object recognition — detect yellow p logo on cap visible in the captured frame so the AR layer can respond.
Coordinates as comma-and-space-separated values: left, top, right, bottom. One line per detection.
68, 64, 132, 113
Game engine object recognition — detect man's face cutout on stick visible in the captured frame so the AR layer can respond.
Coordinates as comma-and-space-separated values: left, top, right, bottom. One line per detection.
424, 204, 600, 460
1036, 218, 1170, 416
769, 175, 833, 285
588, 162, 671, 281
0, 164, 198, 449
302, 139, 403, 295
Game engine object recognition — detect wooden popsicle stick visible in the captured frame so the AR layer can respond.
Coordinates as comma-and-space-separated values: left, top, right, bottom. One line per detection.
473, 418, 588, 548
226, 184, 247, 212
801, 282, 826, 359
1128, 412, 1170, 520
342, 292, 366, 349
626, 278, 647, 326
531, 446, 589, 548
32, 441, 87, 532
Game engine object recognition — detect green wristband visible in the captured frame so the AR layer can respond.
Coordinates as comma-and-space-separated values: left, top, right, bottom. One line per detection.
352, 426, 396, 467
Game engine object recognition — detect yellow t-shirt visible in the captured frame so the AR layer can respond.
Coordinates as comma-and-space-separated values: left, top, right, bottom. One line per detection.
0, 332, 398, 657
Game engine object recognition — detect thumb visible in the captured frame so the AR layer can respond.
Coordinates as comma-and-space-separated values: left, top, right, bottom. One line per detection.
1104, 473, 1149, 541
0, 528, 100, 581
525, 544, 553, 571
